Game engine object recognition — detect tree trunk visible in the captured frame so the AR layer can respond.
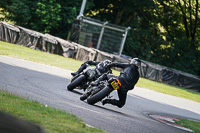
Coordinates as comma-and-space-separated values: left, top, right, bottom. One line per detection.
115, 9, 123, 25
121, 11, 136, 26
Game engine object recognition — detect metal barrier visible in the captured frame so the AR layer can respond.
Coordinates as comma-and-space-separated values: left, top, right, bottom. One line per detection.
70, 16, 130, 56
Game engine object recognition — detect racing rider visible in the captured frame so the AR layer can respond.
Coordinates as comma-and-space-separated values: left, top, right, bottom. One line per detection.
91, 58, 141, 108
71, 59, 112, 79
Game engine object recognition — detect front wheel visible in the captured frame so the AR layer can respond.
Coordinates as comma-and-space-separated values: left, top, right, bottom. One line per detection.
87, 86, 113, 105
67, 75, 87, 91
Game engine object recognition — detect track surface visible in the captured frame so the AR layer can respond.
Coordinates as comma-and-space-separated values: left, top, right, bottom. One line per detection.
0, 55, 200, 133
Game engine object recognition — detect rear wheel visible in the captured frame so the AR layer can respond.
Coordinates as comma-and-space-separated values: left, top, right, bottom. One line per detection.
67, 75, 86, 91
87, 86, 113, 105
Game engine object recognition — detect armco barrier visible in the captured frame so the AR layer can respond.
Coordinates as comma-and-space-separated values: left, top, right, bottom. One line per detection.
0, 22, 20, 44
16, 26, 42, 48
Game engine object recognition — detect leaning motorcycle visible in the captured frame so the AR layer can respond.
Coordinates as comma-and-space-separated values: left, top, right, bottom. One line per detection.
80, 77, 121, 105
67, 65, 101, 91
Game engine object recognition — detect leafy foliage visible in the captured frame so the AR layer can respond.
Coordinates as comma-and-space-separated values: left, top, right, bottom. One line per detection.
151, 0, 200, 75
0, 0, 61, 33
86, 0, 200, 76
35, 0, 61, 33
0, 0, 200, 75
0, 0, 91, 38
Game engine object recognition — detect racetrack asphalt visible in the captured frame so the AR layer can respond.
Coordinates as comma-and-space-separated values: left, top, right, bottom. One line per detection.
0, 55, 200, 133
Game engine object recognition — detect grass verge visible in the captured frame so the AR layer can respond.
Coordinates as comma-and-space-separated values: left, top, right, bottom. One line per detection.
175, 119, 200, 133
0, 41, 199, 103
0, 40, 199, 132
136, 78, 200, 103
0, 90, 105, 133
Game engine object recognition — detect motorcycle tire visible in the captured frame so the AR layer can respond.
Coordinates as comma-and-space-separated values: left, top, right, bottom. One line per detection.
87, 86, 113, 105
67, 75, 87, 91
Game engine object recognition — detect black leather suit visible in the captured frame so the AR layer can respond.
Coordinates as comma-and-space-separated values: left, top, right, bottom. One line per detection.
76, 60, 109, 79
96, 62, 140, 108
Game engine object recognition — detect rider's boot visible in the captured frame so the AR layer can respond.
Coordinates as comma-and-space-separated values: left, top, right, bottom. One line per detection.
71, 72, 78, 76
71, 63, 86, 76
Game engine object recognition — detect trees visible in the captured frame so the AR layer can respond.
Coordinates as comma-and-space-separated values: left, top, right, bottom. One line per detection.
0, 0, 61, 33
0, 0, 86, 38
153, 0, 200, 75
0, 0, 199, 75
86, 0, 155, 26
0, 0, 95, 38
86, 0, 200, 75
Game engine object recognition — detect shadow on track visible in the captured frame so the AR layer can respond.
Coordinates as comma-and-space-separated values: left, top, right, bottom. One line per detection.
68, 89, 136, 118
80, 100, 136, 119
70, 90, 84, 95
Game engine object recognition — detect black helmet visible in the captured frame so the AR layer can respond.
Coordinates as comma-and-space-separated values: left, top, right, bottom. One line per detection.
103, 59, 111, 67
130, 58, 141, 67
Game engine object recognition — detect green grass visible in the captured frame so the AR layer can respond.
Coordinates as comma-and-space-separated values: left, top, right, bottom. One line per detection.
0, 41, 83, 72
0, 90, 105, 133
0, 40, 199, 132
175, 119, 200, 133
0, 40, 199, 103
137, 78, 200, 103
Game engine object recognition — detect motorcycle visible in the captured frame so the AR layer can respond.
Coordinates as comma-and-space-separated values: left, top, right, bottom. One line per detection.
80, 76, 121, 105
67, 65, 100, 91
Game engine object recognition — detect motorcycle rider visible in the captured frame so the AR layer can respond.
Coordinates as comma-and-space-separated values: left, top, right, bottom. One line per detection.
90, 58, 141, 108
71, 59, 112, 79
